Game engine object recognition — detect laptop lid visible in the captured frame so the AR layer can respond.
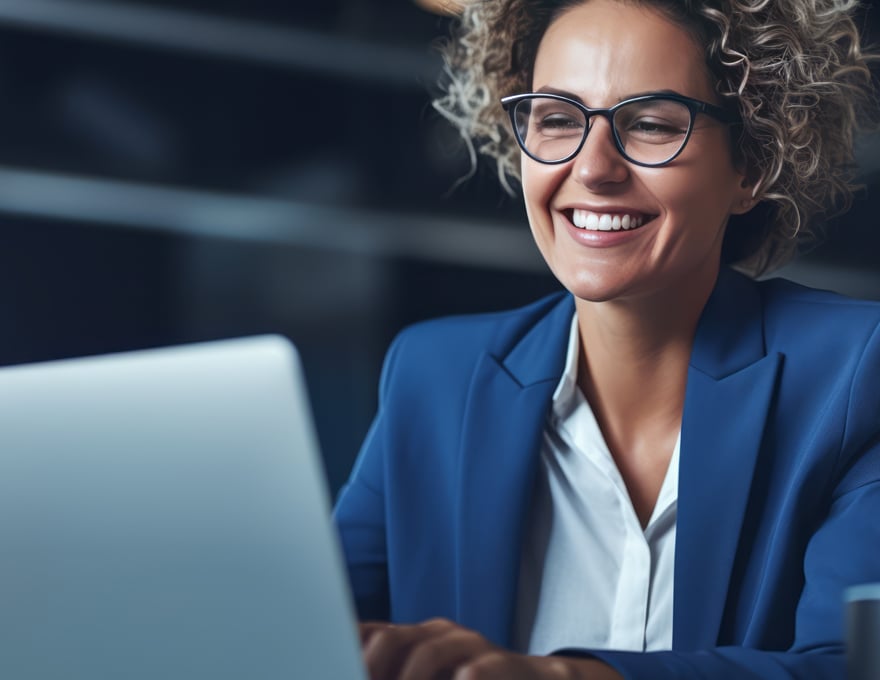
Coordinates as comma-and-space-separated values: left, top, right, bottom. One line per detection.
0, 336, 367, 680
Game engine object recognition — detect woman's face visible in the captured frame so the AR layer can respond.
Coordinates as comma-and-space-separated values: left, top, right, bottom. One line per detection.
522, 0, 753, 305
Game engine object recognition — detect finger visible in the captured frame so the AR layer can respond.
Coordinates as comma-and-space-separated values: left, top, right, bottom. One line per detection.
453, 650, 514, 680
363, 622, 436, 680
452, 648, 548, 680
456, 653, 604, 680
362, 619, 471, 680
359, 621, 394, 647
398, 627, 490, 680
359, 618, 454, 650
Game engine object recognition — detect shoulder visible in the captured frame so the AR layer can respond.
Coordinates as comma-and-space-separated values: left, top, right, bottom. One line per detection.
754, 276, 880, 477
389, 291, 571, 368
756, 275, 880, 350
376, 291, 572, 400
757, 274, 880, 319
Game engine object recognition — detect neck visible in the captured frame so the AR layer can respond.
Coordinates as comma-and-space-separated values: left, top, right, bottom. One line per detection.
574, 266, 720, 451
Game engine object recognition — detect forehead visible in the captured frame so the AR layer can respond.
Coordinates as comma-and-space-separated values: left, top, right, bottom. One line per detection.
533, 0, 715, 104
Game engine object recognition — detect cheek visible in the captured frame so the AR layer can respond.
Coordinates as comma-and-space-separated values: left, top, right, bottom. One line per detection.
652, 162, 741, 230
693, 174, 741, 229
664, 139, 744, 216
521, 163, 564, 223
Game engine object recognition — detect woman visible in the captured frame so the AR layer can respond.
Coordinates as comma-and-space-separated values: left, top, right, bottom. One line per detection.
334, 0, 880, 678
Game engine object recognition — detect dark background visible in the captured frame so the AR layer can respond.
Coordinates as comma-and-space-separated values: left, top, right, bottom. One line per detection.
1, 0, 878, 496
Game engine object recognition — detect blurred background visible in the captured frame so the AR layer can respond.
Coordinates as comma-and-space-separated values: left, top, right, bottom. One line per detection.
1, 0, 878, 496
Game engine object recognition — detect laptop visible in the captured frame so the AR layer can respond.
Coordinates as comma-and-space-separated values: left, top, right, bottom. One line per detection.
0, 336, 368, 680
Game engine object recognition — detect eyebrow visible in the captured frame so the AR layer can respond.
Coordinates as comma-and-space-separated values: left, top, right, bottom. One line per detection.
534, 86, 685, 104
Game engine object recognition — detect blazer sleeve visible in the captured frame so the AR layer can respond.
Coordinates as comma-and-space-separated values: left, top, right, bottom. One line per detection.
332, 332, 405, 622
558, 321, 880, 680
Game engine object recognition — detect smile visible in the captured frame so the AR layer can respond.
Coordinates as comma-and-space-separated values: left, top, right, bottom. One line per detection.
570, 209, 655, 231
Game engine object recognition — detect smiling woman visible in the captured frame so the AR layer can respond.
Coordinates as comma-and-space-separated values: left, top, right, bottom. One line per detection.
334, 1, 880, 679
436, 0, 876, 275
517, 0, 755, 309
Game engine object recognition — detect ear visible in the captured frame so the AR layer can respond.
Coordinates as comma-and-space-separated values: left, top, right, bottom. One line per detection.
730, 173, 762, 216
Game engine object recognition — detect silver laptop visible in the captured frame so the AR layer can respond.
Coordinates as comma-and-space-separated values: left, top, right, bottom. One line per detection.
0, 336, 367, 680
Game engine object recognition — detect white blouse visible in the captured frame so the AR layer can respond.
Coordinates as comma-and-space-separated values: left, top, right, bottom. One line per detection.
513, 314, 679, 655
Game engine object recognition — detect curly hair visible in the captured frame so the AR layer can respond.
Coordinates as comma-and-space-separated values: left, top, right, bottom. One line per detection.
433, 0, 878, 276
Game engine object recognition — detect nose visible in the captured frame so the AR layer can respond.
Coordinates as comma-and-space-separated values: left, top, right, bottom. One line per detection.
570, 116, 630, 189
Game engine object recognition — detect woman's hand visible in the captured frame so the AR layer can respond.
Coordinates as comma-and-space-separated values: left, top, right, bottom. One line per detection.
359, 619, 623, 680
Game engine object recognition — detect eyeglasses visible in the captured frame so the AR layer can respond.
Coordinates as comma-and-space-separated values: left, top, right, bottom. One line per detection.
500, 92, 741, 167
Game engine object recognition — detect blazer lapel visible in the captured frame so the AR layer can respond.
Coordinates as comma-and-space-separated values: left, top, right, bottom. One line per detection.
450, 271, 781, 649
674, 269, 782, 650
455, 295, 573, 647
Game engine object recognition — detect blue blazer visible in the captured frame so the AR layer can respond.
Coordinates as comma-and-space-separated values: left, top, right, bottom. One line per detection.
334, 269, 880, 679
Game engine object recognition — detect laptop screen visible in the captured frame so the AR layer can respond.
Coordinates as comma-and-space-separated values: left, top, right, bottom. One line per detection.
0, 336, 367, 680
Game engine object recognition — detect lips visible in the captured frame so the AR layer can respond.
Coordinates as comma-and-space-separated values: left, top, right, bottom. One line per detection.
569, 208, 656, 232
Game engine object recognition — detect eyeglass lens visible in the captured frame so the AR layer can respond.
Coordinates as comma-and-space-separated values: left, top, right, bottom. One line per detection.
512, 97, 693, 165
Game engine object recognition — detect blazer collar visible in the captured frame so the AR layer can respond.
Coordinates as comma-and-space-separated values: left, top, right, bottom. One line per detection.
499, 294, 575, 388
455, 271, 780, 650
690, 267, 767, 378
455, 293, 573, 646
675, 268, 782, 649
500, 268, 763, 384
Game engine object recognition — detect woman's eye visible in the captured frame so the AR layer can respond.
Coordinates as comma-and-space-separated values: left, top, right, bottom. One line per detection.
536, 114, 583, 131
627, 119, 684, 135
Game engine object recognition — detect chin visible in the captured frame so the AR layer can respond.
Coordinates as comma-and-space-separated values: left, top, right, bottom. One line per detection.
557, 272, 630, 304
548, 259, 639, 303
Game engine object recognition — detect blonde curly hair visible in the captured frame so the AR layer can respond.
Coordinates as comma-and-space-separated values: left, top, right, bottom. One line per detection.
433, 0, 878, 275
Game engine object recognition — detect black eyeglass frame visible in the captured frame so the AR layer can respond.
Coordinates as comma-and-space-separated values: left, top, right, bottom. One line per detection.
500, 92, 741, 168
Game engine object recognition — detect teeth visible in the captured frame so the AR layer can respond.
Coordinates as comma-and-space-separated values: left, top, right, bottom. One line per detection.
571, 209, 646, 231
